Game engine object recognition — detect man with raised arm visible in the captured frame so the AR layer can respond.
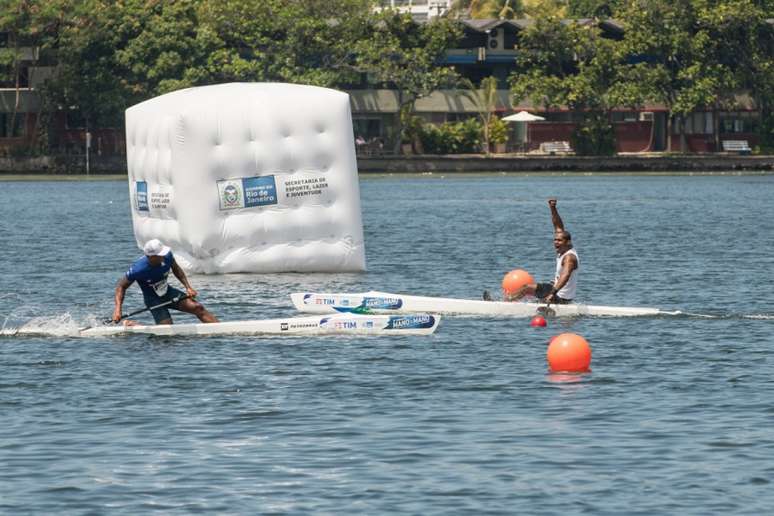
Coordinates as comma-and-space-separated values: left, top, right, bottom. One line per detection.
506, 198, 580, 304
112, 239, 219, 325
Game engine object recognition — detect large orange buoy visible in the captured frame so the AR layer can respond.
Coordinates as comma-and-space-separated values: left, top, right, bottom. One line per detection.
547, 333, 591, 372
502, 269, 534, 296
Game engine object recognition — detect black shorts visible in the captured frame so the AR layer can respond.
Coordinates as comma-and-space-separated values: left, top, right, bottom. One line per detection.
535, 283, 572, 304
142, 286, 186, 323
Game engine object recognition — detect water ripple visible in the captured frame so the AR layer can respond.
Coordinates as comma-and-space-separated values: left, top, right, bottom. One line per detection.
1, 176, 774, 514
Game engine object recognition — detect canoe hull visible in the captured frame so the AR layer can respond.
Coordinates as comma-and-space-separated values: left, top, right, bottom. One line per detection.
291, 291, 666, 318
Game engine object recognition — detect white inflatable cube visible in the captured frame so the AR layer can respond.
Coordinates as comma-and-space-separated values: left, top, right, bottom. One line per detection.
125, 83, 366, 273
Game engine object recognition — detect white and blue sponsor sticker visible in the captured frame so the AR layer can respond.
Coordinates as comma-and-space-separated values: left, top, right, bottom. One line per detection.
385, 315, 435, 330
363, 297, 403, 310
218, 176, 278, 210
331, 296, 403, 314
243, 176, 277, 207
136, 181, 149, 212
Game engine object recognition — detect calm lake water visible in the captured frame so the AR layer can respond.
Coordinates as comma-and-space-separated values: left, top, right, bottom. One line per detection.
1, 173, 773, 515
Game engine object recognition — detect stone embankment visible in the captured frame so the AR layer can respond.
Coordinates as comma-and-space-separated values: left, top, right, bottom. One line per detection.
1, 153, 773, 175
357, 154, 774, 173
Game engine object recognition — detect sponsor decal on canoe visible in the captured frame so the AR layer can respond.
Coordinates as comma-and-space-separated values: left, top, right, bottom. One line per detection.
289, 322, 319, 330
333, 296, 404, 314
303, 294, 338, 306
320, 317, 359, 330
385, 315, 435, 330
364, 297, 403, 309
280, 320, 321, 331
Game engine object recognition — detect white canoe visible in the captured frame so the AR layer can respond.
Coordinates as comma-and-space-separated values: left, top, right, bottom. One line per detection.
2, 313, 440, 337
291, 291, 674, 318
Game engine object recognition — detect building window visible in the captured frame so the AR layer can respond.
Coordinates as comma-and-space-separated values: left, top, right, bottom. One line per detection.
672, 112, 714, 134
611, 111, 638, 122
0, 113, 25, 138
353, 118, 383, 140
720, 112, 758, 133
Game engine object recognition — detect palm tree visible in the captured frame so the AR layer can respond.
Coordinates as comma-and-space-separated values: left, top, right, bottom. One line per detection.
461, 76, 501, 154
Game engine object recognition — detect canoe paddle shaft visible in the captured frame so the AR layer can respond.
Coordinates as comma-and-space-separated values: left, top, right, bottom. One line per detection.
103, 295, 190, 325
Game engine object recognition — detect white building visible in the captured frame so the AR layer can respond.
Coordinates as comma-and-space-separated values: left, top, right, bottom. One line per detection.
377, 0, 452, 20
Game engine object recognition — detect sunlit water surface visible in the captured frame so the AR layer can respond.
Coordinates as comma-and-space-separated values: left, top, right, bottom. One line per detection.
1, 174, 773, 514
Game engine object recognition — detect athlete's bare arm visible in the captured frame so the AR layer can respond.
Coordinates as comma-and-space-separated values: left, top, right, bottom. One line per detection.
548, 198, 564, 232
171, 259, 198, 299
112, 276, 131, 322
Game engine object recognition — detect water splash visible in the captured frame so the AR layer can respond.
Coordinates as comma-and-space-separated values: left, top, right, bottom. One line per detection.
0, 312, 99, 337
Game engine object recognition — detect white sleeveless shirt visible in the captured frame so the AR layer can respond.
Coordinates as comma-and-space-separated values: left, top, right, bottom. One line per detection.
554, 248, 579, 300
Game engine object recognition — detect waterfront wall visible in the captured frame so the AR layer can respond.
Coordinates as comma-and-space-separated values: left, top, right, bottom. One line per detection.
0, 155, 126, 174
357, 154, 774, 173
2, 154, 773, 175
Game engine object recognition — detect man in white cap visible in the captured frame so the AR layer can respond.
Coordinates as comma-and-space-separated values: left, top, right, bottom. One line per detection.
111, 239, 218, 325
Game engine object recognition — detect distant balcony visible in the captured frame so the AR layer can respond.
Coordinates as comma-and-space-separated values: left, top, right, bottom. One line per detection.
443, 48, 517, 64
377, 0, 450, 18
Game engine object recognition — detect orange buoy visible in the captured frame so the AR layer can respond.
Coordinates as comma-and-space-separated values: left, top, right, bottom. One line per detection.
502, 269, 534, 296
547, 333, 591, 372
530, 315, 547, 327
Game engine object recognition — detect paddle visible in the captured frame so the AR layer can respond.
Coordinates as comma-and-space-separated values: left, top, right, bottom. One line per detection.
537, 301, 556, 317
537, 292, 556, 317
76, 294, 192, 332
103, 294, 191, 325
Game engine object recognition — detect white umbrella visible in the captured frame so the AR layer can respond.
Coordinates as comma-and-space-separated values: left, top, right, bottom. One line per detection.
502, 111, 545, 122
502, 111, 545, 150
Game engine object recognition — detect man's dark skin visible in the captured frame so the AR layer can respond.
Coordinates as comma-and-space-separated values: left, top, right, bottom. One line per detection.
112, 255, 218, 325
506, 198, 578, 303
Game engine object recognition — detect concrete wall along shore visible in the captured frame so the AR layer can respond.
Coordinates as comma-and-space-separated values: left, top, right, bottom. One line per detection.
2, 154, 774, 175
357, 155, 774, 173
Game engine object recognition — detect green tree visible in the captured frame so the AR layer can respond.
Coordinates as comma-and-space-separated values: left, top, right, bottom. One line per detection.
522, 0, 569, 17
462, 76, 502, 153
0, 0, 66, 149
43, 0, 156, 133
196, 0, 372, 88
695, 0, 774, 150
450, 0, 522, 18
354, 11, 462, 154
113, 0, 211, 98
567, 0, 624, 16
510, 16, 623, 155
615, 0, 740, 152
44, 0, 375, 138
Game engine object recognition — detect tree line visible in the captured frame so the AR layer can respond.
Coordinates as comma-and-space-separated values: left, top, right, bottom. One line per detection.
2, 0, 772, 155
